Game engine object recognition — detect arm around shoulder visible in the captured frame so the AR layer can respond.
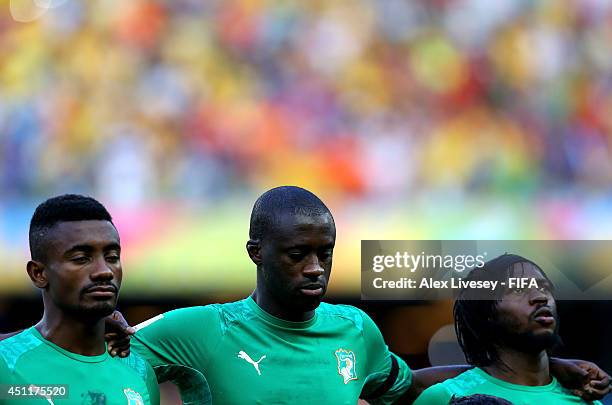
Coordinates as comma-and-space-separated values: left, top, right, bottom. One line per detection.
132, 306, 222, 370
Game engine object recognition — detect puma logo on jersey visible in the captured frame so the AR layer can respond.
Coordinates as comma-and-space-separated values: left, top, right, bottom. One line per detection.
237, 350, 266, 375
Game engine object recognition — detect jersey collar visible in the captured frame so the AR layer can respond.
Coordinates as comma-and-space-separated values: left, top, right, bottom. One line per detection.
246, 296, 319, 329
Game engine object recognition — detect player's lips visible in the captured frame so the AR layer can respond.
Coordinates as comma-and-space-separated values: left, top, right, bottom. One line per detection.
83, 285, 117, 298
532, 307, 555, 326
299, 283, 325, 297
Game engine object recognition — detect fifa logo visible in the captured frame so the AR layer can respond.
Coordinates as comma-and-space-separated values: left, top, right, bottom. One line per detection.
335, 348, 357, 384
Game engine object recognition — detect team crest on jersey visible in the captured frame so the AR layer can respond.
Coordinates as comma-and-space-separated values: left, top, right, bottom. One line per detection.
123, 388, 144, 405
335, 348, 357, 384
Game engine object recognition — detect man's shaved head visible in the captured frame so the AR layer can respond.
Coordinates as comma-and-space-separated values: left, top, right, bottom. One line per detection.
29, 194, 114, 262
249, 186, 334, 241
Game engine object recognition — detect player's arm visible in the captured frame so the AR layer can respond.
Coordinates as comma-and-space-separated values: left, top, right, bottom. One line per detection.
404, 366, 472, 401
113, 307, 220, 371
0, 355, 15, 397
357, 312, 468, 403
105, 311, 135, 357
144, 361, 161, 405
550, 357, 611, 401
105, 306, 219, 405
0, 331, 22, 341
358, 311, 413, 405
362, 358, 470, 403
0, 355, 11, 377
105, 309, 214, 365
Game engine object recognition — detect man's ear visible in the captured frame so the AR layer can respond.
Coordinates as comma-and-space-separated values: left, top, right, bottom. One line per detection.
27, 260, 48, 289
246, 239, 262, 266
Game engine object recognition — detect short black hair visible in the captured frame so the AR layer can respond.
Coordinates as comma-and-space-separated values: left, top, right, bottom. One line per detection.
453, 253, 550, 367
249, 186, 333, 241
449, 394, 513, 405
29, 194, 113, 261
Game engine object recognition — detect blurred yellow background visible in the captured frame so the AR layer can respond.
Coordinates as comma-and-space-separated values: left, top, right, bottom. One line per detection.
1, 0, 611, 296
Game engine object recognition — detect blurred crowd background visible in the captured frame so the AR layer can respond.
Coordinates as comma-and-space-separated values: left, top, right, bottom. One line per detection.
1, 0, 612, 402
1, 0, 612, 294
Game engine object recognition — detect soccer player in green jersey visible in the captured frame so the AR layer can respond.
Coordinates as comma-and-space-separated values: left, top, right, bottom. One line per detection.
107, 187, 610, 404
123, 186, 412, 404
414, 254, 604, 405
0, 195, 159, 405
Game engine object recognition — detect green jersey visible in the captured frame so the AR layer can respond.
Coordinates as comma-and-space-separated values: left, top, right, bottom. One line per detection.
132, 297, 412, 404
0, 327, 159, 405
414, 367, 602, 405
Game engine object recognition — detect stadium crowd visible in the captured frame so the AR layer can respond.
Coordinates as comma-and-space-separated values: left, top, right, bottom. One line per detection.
1, 0, 611, 206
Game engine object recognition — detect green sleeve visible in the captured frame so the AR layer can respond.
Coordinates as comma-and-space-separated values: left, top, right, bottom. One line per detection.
131, 307, 219, 405
359, 310, 412, 404
413, 383, 453, 405
0, 355, 12, 384
131, 306, 222, 373
144, 362, 161, 405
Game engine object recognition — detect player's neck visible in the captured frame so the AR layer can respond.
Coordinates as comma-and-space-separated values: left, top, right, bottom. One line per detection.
35, 310, 107, 356
251, 290, 315, 322
484, 348, 551, 386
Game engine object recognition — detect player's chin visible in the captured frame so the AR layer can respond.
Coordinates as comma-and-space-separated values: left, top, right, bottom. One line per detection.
534, 328, 559, 342
80, 301, 117, 318
524, 329, 561, 352
295, 295, 323, 312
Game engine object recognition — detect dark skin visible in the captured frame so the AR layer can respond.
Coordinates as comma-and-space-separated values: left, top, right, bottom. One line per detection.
477, 263, 611, 400
104, 212, 611, 402
484, 263, 556, 386
402, 268, 610, 402
246, 212, 335, 322
27, 220, 122, 356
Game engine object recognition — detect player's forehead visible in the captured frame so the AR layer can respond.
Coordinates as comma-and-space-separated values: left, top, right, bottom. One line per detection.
508, 261, 545, 279
271, 213, 335, 242
46, 220, 120, 251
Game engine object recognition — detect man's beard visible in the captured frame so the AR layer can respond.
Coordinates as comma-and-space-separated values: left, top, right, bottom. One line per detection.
59, 299, 117, 322
494, 320, 561, 354
79, 301, 116, 318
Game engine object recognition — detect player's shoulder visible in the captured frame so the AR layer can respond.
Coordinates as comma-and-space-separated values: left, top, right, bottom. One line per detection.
214, 298, 254, 317
413, 381, 454, 405
316, 302, 370, 332
0, 327, 44, 372
146, 304, 222, 326
213, 298, 261, 332
135, 299, 256, 341
439, 367, 490, 394
116, 349, 155, 381
418, 367, 497, 403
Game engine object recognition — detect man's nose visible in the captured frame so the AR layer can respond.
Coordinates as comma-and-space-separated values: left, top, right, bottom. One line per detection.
302, 254, 324, 278
91, 257, 114, 281
529, 289, 549, 306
